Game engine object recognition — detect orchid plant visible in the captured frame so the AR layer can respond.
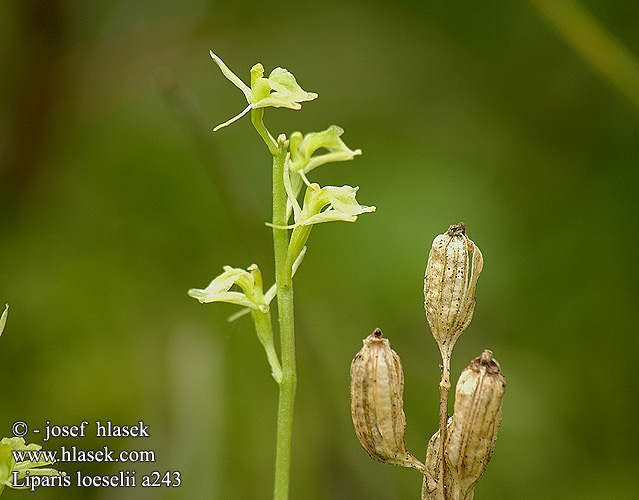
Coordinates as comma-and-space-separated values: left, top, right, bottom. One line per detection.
189, 52, 375, 500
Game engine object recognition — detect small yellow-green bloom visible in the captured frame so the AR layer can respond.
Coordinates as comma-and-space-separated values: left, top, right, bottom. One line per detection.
0, 304, 7, 337
289, 125, 361, 176
288, 183, 376, 228
302, 184, 375, 225
210, 51, 317, 131
286, 126, 362, 210
189, 250, 307, 323
283, 183, 375, 266
189, 264, 286, 383
188, 265, 267, 312
0, 437, 65, 494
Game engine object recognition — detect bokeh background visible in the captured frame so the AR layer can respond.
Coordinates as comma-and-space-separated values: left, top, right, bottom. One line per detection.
2, 1, 638, 499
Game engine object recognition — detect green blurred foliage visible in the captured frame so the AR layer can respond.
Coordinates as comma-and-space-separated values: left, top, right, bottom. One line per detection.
1, 0, 638, 499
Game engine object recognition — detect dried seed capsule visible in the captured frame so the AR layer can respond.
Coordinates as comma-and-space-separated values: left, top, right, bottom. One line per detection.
421, 417, 452, 500
445, 350, 505, 500
350, 328, 424, 471
424, 222, 483, 356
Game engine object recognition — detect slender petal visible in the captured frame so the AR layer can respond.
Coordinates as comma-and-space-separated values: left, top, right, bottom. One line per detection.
209, 50, 252, 101
0, 304, 8, 337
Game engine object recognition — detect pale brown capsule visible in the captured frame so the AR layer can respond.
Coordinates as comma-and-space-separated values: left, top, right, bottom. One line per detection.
424, 222, 483, 356
350, 328, 424, 471
421, 417, 452, 500
445, 350, 505, 500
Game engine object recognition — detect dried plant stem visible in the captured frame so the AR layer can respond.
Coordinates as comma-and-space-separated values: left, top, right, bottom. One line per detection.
271, 139, 297, 500
437, 349, 452, 500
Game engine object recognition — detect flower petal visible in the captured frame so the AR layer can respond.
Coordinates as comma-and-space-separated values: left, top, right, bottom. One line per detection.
213, 103, 253, 132
210, 50, 252, 101
188, 289, 258, 309
297, 211, 359, 226
268, 68, 318, 103
0, 304, 8, 337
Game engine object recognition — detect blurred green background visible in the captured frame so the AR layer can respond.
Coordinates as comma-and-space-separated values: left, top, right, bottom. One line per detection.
1, 0, 638, 499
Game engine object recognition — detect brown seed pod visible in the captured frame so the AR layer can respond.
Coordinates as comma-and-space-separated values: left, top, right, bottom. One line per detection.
350, 328, 424, 471
445, 350, 505, 500
421, 417, 453, 500
424, 222, 483, 357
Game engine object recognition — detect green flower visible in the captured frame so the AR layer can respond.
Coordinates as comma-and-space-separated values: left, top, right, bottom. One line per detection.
189, 264, 283, 381
189, 257, 305, 384
188, 253, 306, 320
0, 437, 64, 494
284, 183, 376, 265
0, 305, 7, 337
287, 183, 376, 228
210, 51, 318, 131
286, 126, 362, 207
188, 265, 268, 312
289, 125, 361, 176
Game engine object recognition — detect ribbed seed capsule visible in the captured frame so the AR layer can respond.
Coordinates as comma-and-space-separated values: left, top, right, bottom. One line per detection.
424, 222, 483, 356
350, 328, 424, 471
445, 350, 506, 500
421, 417, 452, 500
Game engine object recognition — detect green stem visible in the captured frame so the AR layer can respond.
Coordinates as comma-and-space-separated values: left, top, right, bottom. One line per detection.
271, 138, 296, 500
252, 108, 279, 156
